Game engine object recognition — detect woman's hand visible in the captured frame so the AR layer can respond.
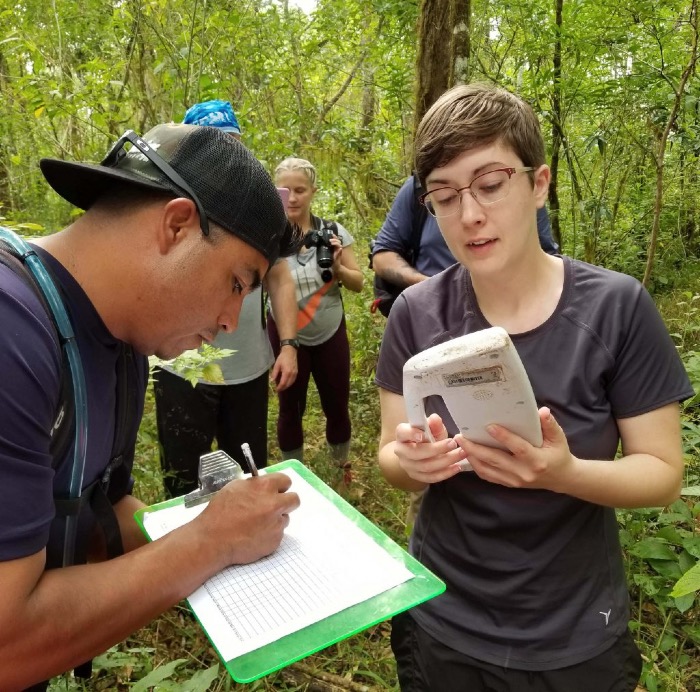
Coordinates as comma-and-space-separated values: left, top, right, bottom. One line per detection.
394, 413, 469, 485
330, 235, 343, 272
454, 407, 575, 490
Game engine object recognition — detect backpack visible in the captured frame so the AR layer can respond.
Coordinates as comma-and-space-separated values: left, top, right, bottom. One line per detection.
369, 175, 428, 317
0, 228, 140, 687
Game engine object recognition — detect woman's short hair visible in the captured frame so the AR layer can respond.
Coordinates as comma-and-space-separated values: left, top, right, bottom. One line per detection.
414, 83, 545, 186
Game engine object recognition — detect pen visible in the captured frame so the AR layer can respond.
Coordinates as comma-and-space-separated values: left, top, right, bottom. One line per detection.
241, 442, 259, 477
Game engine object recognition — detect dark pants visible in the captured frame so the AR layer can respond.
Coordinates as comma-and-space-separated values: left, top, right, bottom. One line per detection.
267, 316, 351, 452
390, 611, 642, 692
153, 367, 269, 497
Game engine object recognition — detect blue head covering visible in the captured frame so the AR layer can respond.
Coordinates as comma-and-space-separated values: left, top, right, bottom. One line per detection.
182, 99, 242, 135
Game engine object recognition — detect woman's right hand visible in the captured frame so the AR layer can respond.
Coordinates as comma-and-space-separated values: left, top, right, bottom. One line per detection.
394, 413, 468, 484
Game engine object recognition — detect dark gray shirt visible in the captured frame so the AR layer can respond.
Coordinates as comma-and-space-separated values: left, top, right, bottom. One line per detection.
376, 257, 693, 670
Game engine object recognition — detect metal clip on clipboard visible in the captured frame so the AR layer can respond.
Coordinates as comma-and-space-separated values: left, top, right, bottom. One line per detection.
184, 450, 245, 508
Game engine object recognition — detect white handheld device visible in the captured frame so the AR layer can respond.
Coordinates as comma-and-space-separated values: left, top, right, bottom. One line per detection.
403, 327, 543, 453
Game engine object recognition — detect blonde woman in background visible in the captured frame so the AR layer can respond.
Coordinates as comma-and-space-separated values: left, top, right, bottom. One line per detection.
269, 158, 363, 493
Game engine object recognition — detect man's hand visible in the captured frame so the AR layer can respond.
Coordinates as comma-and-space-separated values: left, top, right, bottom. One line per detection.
197, 472, 300, 568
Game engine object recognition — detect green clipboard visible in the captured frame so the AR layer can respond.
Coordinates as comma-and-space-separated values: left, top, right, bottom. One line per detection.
134, 459, 445, 683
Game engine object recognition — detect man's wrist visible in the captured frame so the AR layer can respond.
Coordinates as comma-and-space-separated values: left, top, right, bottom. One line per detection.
280, 338, 300, 349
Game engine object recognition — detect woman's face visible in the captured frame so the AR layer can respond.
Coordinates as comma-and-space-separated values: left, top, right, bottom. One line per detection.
275, 169, 316, 224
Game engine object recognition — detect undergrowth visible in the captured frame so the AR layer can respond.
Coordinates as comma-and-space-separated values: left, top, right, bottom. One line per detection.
48, 283, 700, 692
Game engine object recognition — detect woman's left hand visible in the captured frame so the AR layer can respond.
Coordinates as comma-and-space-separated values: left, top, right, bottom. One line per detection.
330, 235, 343, 272
454, 407, 575, 490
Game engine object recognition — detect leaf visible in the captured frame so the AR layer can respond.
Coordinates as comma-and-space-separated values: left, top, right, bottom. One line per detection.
179, 664, 220, 692
629, 538, 677, 560
647, 558, 682, 580
655, 525, 684, 545
682, 536, 700, 559
201, 363, 224, 383
17, 222, 45, 231
673, 592, 695, 613
670, 562, 700, 598
657, 632, 678, 652
130, 658, 188, 691
34, 105, 45, 118
682, 485, 700, 496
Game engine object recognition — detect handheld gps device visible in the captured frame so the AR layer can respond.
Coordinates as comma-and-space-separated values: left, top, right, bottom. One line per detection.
403, 327, 542, 453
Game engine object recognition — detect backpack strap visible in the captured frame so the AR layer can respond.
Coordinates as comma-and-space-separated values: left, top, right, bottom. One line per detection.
0, 245, 75, 466
407, 173, 427, 266
0, 228, 90, 568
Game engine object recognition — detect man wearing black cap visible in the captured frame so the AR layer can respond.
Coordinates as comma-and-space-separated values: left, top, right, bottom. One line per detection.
0, 123, 301, 690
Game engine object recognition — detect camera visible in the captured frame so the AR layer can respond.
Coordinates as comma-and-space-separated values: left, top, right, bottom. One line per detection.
304, 227, 335, 282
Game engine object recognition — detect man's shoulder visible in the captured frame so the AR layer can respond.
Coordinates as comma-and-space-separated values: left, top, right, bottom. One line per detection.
0, 262, 57, 338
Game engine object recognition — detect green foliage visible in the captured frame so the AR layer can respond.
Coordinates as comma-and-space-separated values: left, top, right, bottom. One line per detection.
150, 346, 235, 386
3, 0, 699, 688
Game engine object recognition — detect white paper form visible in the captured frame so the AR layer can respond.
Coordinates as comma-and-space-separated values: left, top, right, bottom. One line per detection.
142, 468, 412, 661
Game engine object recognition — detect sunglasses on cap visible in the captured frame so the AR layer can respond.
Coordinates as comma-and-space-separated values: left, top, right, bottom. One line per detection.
101, 130, 211, 236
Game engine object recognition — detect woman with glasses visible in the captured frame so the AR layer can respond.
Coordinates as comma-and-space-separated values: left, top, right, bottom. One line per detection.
270, 158, 363, 494
375, 84, 692, 691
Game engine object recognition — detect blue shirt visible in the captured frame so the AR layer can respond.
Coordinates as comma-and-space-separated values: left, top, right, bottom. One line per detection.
0, 245, 147, 563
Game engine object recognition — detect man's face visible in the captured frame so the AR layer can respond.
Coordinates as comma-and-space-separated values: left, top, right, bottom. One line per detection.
142, 228, 268, 359
425, 141, 549, 278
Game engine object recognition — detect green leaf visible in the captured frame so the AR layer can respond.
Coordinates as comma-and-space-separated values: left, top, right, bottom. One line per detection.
682, 536, 700, 559
629, 538, 677, 560
201, 363, 225, 384
673, 592, 695, 613
670, 562, 700, 598
131, 658, 188, 691
658, 632, 678, 652
180, 664, 220, 692
648, 558, 682, 579
655, 525, 684, 545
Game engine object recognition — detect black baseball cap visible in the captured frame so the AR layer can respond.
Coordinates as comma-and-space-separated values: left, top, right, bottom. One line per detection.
39, 123, 291, 265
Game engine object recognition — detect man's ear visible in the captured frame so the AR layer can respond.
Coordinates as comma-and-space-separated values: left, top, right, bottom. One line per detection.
157, 197, 200, 255
533, 164, 551, 207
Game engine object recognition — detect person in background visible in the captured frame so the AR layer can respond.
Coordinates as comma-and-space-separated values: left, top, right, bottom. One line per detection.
153, 100, 299, 497
0, 123, 300, 690
376, 83, 692, 691
270, 157, 364, 493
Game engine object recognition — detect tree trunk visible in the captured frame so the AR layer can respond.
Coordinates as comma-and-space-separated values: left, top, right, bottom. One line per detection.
414, 0, 455, 136
548, 0, 563, 248
450, 0, 471, 86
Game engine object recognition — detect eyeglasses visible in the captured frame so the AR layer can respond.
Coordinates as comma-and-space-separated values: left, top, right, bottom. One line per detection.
101, 130, 210, 236
419, 167, 535, 218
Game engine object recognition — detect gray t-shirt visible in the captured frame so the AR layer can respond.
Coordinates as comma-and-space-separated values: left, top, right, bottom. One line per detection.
270, 218, 354, 346
376, 257, 693, 670
162, 286, 273, 385
210, 288, 272, 384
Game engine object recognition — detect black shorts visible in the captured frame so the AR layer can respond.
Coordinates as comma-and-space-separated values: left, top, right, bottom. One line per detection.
390, 611, 642, 692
